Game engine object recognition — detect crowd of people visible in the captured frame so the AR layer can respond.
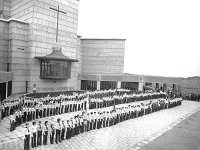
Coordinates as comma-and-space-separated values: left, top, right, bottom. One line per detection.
0, 89, 184, 150
1, 89, 166, 132
23, 97, 182, 150
182, 92, 200, 101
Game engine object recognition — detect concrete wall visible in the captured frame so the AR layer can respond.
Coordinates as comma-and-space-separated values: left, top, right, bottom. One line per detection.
0, 0, 11, 19
0, 20, 9, 71
0, 19, 29, 94
81, 39, 125, 75
1, 0, 81, 94
8, 20, 29, 93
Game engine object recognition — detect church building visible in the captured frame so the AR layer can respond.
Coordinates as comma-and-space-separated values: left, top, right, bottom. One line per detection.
0, 0, 182, 101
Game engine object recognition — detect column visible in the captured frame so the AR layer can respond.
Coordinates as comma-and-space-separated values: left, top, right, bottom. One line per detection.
138, 76, 144, 91
5, 81, 8, 99
97, 81, 100, 90
117, 81, 121, 89
138, 82, 143, 91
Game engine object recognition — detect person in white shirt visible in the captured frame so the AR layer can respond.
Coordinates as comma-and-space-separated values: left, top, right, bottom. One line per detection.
61, 120, 66, 141
37, 121, 43, 146
49, 123, 55, 144
24, 123, 31, 150
9, 112, 15, 131
31, 121, 37, 148
55, 118, 62, 144
43, 121, 48, 145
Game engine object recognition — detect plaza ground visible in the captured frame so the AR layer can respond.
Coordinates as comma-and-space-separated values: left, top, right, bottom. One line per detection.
0, 100, 200, 150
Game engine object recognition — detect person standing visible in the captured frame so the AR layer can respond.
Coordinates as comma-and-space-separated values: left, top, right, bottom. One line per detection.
37, 121, 43, 146
65, 120, 70, 139
61, 120, 66, 141
24, 123, 31, 150
39, 104, 43, 118
31, 121, 37, 148
36, 104, 39, 119
43, 121, 48, 145
9, 112, 15, 131
55, 118, 62, 144
50, 124, 55, 144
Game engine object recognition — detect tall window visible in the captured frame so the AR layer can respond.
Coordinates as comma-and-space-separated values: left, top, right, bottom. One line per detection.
81, 80, 97, 91
40, 60, 71, 79
100, 81, 117, 90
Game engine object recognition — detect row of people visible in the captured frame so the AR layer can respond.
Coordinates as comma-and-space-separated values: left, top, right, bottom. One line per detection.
3, 90, 166, 126
23, 98, 182, 150
89, 91, 167, 109
182, 92, 200, 101
8, 99, 88, 131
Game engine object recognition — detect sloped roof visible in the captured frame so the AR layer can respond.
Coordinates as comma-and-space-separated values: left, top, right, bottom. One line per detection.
35, 48, 78, 62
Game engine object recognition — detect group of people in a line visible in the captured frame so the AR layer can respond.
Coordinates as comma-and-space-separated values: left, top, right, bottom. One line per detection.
23, 97, 182, 150
2, 89, 167, 132
89, 91, 166, 109
182, 92, 200, 101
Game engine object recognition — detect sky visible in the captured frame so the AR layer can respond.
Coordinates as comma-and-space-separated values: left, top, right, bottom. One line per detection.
77, 0, 200, 78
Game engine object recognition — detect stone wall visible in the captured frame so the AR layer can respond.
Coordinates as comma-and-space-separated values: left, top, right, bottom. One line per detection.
1, 0, 81, 94
0, 0, 11, 19
24, 0, 80, 93
8, 20, 29, 93
0, 20, 8, 72
81, 39, 125, 75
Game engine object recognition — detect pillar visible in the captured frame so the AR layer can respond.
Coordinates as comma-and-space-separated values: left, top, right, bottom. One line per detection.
117, 81, 121, 89
138, 76, 144, 91
97, 81, 100, 90
5, 81, 8, 99
33, 84, 36, 93
138, 82, 143, 91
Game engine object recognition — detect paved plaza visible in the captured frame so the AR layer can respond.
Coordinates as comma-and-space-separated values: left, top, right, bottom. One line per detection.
0, 100, 200, 150
140, 109, 200, 150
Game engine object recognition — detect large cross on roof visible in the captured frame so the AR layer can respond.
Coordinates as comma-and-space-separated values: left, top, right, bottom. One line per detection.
50, 5, 67, 43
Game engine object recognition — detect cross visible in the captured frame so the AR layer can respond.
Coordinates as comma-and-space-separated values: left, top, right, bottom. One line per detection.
50, 5, 67, 42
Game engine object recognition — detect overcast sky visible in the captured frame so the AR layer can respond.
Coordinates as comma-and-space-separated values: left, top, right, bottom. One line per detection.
77, 0, 200, 78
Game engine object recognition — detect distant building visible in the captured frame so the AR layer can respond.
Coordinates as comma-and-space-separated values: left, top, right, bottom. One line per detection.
0, 0, 183, 101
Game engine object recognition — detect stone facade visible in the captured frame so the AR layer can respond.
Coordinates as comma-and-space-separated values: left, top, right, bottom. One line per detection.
0, 0, 81, 94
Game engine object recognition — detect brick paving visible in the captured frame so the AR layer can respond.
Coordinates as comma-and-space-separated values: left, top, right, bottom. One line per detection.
0, 100, 200, 150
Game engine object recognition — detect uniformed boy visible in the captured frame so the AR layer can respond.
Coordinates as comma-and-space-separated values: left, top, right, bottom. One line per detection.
61, 120, 66, 141
49, 124, 55, 144
24, 123, 31, 150
55, 118, 62, 143
43, 121, 48, 145
37, 121, 43, 146
9, 112, 15, 131
31, 121, 37, 148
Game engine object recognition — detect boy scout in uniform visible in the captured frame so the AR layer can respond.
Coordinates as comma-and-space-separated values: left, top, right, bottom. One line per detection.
55, 118, 62, 144
43, 121, 48, 145
37, 121, 43, 146
50, 124, 55, 144
31, 121, 37, 148
24, 123, 31, 150
61, 120, 66, 141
